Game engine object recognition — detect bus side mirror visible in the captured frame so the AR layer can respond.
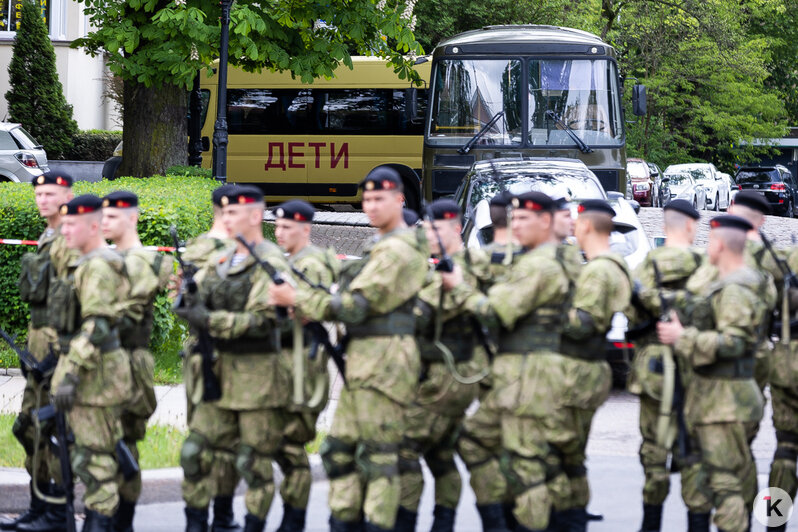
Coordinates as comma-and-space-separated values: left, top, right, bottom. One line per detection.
632, 85, 647, 116
405, 88, 419, 122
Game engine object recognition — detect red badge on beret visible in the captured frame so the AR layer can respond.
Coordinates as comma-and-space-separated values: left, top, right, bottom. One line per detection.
577, 204, 586, 214
710, 219, 720, 228
237, 195, 255, 204
382, 180, 397, 190
525, 200, 543, 211
294, 212, 307, 222
443, 211, 457, 219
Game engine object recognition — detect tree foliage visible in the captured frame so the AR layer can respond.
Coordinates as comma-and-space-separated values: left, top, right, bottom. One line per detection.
6, 0, 77, 159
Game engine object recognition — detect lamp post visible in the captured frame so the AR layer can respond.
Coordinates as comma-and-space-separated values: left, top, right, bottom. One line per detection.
211, 0, 234, 183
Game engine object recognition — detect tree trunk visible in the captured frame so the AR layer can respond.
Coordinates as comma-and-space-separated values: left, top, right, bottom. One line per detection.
118, 80, 187, 177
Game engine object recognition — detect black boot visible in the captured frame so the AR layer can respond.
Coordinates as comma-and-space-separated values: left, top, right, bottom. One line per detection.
362, 523, 391, 532
686, 512, 710, 532
502, 504, 518, 531
476, 504, 511, 532
0, 483, 47, 531
242, 514, 264, 532
767, 526, 787, 532
328, 517, 361, 532
83, 510, 113, 532
211, 497, 240, 532
16, 485, 67, 532
558, 508, 587, 532
185, 506, 209, 532
393, 506, 417, 532
430, 505, 455, 532
639, 504, 662, 532
112, 499, 135, 532
275, 504, 306, 532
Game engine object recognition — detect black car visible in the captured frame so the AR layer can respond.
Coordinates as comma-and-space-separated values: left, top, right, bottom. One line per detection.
735, 165, 798, 217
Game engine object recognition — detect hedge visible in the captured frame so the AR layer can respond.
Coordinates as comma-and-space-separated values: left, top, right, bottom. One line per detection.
0, 175, 220, 371
62, 130, 122, 161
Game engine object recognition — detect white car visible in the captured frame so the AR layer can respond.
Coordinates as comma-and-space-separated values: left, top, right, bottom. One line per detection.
664, 171, 708, 210
665, 162, 731, 211
0, 122, 48, 182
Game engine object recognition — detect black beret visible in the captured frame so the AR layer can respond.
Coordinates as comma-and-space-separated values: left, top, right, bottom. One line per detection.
102, 190, 138, 209
360, 167, 402, 191
577, 199, 616, 217
274, 199, 314, 222
709, 214, 753, 232
403, 208, 420, 226
553, 196, 572, 211
33, 170, 73, 188
663, 199, 700, 220
428, 199, 461, 221
490, 191, 514, 208
733, 190, 772, 215
512, 191, 556, 212
211, 184, 239, 207
59, 194, 103, 216
219, 185, 264, 206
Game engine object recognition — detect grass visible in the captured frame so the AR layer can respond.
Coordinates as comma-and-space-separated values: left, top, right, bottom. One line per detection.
0, 414, 185, 469
153, 348, 183, 385
0, 345, 20, 370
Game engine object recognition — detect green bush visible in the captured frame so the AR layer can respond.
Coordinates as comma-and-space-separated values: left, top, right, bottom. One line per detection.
0, 175, 220, 372
166, 165, 213, 179
63, 130, 123, 161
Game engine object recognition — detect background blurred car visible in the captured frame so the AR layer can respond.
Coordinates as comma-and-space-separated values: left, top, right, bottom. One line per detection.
0, 122, 48, 182
665, 162, 730, 211
627, 158, 656, 207
734, 165, 798, 217
647, 161, 670, 207
454, 157, 651, 386
664, 170, 707, 210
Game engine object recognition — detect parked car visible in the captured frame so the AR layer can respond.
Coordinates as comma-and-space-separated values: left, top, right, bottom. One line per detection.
665, 163, 730, 211
627, 158, 664, 207
454, 157, 651, 386
647, 161, 670, 207
664, 170, 707, 210
0, 122, 48, 182
734, 165, 798, 217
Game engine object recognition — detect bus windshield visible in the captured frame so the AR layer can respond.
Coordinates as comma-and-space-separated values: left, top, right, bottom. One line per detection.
428, 58, 623, 148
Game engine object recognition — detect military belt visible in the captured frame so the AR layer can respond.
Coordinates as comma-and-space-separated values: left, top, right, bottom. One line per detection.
694, 356, 755, 379
418, 336, 475, 363
215, 336, 279, 354
559, 336, 607, 361
347, 313, 416, 338
121, 325, 152, 349
99, 334, 121, 353
497, 328, 560, 355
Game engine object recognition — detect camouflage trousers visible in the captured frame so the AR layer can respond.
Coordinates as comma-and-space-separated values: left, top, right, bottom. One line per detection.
118, 347, 158, 504
695, 421, 759, 532
183, 353, 241, 500
68, 405, 124, 516
769, 385, 798, 502
638, 394, 712, 512
13, 372, 60, 486
321, 387, 404, 529
181, 402, 309, 519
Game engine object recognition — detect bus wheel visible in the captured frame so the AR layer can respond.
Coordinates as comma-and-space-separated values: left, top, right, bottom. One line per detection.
402, 182, 421, 213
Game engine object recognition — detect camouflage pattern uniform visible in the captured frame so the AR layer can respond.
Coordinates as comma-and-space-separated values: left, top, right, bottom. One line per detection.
449, 242, 571, 531
674, 266, 773, 532
295, 227, 427, 531
50, 247, 134, 517
397, 247, 491, 526
117, 248, 174, 504
628, 247, 711, 519
556, 251, 630, 524
180, 240, 295, 525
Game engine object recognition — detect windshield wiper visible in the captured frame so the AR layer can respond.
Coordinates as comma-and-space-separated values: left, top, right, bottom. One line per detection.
545, 110, 593, 154
458, 111, 505, 155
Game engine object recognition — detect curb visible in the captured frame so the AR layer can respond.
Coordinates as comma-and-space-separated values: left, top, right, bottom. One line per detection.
0, 456, 326, 513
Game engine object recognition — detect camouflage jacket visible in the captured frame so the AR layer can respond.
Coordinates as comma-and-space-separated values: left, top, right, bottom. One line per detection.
183, 232, 234, 268
51, 247, 133, 407
119, 248, 174, 348
627, 246, 704, 397
295, 226, 428, 405
196, 239, 295, 410
675, 266, 772, 425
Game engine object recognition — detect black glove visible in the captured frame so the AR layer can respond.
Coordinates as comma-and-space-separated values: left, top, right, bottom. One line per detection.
54, 373, 79, 412
174, 301, 210, 329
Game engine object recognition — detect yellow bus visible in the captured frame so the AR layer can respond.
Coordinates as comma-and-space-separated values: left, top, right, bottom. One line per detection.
199, 57, 430, 209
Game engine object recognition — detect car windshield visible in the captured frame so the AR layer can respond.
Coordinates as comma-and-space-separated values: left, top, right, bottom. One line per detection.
736, 169, 778, 184
627, 161, 649, 179
664, 173, 691, 187
467, 170, 605, 210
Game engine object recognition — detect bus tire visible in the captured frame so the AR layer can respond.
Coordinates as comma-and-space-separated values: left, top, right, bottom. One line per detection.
380, 164, 421, 213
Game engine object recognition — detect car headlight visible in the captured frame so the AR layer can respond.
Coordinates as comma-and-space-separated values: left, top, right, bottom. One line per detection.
633, 183, 650, 192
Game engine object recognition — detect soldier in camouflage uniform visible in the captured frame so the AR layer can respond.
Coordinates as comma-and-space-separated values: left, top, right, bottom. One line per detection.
272, 199, 337, 531
176, 186, 297, 532
179, 185, 241, 532
100, 191, 175, 532
442, 191, 572, 532
627, 199, 712, 532
269, 168, 428, 532
2, 171, 75, 532
395, 199, 491, 532
658, 215, 774, 532
50, 195, 135, 532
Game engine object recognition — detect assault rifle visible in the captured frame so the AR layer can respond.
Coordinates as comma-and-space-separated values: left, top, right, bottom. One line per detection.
651, 259, 690, 459
33, 404, 76, 532
170, 226, 222, 402
235, 235, 347, 384
0, 327, 57, 382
